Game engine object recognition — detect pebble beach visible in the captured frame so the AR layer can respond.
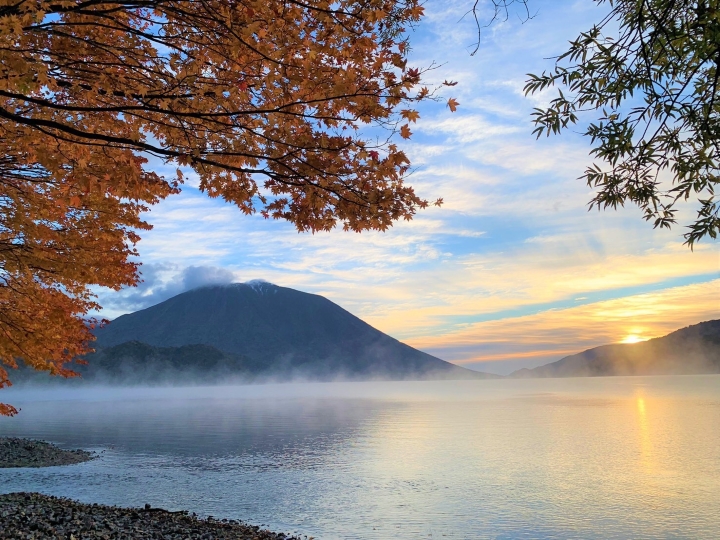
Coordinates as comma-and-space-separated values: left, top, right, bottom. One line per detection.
0, 493, 303, 539
0, 438, 303, 539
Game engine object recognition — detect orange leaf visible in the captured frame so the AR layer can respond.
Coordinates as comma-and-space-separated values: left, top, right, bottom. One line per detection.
447, 98, 459, 112
401, 109, 420, 123
0, 0, 439, 415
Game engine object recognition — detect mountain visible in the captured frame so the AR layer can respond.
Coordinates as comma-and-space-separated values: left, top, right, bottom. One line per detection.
92, 281, 493, 381
511, 320, 720, 378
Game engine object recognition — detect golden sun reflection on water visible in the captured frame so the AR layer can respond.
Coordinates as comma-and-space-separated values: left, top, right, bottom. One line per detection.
637, 397, 646, 414
635, 396, 654, 474
348, 379, 720, 538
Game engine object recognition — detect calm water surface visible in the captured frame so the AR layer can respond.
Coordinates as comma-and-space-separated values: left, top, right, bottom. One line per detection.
1, 376, 719, 539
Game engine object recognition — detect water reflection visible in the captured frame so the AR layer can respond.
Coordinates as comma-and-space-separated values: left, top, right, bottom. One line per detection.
0, 394, 388, 458
635, 395, 654, 475
1, 377, 719, 539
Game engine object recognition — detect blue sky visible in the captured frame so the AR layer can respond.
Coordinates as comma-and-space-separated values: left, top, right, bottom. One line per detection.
97, 0, 719, 375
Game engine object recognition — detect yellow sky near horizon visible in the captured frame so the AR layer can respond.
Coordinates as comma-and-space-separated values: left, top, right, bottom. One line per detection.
406, 279, 720, 370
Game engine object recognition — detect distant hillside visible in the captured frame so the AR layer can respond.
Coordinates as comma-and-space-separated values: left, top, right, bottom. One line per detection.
511, 320, 720, 378
91, 281, 493, 381
80, 342, 265, 384
10, 342, 262, 386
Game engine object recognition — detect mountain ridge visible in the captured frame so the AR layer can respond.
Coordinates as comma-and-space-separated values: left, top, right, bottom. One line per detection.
92, 282, 496, 381
510, 320, 720, 378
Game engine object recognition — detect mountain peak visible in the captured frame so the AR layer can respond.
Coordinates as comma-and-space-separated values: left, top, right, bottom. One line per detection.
243, 279, 276, 294
509, 319, 720, 378
94, 283, 492, 381
190, 280, 277, 294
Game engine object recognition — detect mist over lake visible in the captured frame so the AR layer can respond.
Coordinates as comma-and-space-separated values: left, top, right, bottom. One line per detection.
2, 377, 719, 539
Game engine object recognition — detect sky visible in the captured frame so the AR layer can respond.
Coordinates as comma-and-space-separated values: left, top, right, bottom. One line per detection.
96, 0, 719, 375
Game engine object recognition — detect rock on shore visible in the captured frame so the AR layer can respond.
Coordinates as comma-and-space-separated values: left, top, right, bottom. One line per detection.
0, 493, 304, 540
0, 438, 94, 468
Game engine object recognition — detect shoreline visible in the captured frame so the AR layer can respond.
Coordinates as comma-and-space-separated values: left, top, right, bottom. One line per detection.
0, 438, 94, 468
0, 492, 303, 539
0, 438, 306, 539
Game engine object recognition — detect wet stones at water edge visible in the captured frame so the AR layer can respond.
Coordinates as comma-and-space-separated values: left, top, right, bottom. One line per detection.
0, 438, 94, 468
0, 493, 303, 540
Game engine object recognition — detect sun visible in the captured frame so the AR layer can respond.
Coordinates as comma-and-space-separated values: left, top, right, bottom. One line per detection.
621, 334, 648, 344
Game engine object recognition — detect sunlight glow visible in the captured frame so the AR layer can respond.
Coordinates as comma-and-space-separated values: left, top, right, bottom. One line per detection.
637, 398, 646, 415
622, 334, 649, 344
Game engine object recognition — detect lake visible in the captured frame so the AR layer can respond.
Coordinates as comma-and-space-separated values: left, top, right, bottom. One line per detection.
1, 376, 719, 539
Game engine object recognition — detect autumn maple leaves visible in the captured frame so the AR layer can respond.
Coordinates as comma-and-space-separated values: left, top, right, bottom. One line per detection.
398, 97, 458, 140
0, 0, 458, 413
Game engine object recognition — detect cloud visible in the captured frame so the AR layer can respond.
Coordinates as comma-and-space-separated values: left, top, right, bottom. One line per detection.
181, 265, 235, 290
418, 114, 521, 144
97, 264, 237, 317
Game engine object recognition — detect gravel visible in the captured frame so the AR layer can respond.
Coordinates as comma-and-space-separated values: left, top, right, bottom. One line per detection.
0, 493, 305, 540
0, 438, 94, 468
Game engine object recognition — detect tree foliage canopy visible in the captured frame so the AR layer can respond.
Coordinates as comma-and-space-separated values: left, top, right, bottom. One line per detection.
525, 0, 720, 247
0, 0, 441, 414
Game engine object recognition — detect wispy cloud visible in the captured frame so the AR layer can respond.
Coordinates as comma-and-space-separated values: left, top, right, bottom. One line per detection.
97, 264, 237, 317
